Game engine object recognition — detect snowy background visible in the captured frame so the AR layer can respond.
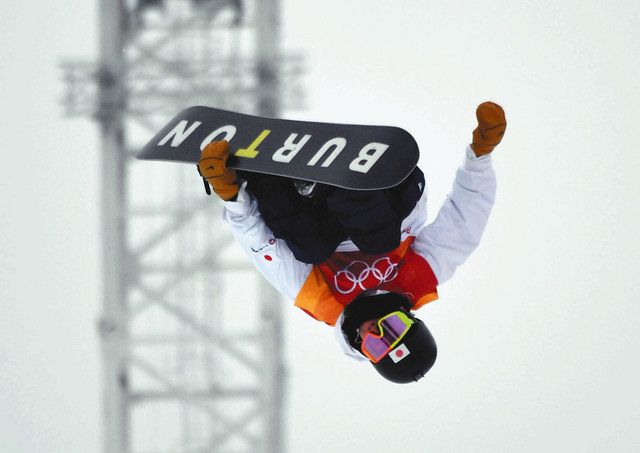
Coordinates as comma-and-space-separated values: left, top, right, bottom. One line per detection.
1, 0, 639, 451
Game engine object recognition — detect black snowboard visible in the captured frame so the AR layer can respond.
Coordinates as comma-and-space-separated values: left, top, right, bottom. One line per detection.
136, 106, 419, 190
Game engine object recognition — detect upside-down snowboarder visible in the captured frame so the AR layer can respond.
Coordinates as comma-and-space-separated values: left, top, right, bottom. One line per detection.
197, 102, 507, 383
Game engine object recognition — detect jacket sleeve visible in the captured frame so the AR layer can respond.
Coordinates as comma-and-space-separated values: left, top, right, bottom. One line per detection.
222, 183, 312, 301
413, 146, 497, 284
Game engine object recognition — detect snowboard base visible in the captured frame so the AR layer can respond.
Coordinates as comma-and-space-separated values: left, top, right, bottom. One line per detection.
136, 106, 420, 190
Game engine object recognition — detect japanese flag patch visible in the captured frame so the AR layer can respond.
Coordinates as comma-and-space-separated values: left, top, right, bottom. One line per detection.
390, 343, 410, 363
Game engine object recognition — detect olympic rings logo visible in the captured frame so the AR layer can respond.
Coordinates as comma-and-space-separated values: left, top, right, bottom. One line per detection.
334, 258, 399, 294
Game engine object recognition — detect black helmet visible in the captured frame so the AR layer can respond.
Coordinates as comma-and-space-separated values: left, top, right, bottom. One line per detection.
370, 316, 437, 384
341, 292, 437, 384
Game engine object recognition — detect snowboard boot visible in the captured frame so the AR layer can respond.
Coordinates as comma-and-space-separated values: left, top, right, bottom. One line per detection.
293, 179, 318, 198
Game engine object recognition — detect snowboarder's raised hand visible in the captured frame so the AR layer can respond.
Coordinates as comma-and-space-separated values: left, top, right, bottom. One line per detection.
197, 140, 239, 201
471, 102, 507, 157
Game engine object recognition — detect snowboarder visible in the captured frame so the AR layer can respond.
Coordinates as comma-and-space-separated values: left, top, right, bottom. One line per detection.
197, 102, 506, 383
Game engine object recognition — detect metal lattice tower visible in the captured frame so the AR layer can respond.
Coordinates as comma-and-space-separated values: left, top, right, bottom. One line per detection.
61, 1, 304, 451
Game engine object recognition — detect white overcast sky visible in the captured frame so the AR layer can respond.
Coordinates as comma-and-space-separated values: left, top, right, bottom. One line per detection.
1, 0, 640, 452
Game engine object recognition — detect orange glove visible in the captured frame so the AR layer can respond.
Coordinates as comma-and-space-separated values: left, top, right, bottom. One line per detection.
471, 101, 507, 157
197, 140, 239, 201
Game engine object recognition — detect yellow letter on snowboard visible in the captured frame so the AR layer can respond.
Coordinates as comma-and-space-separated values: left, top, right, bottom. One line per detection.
235, 129, 271, 158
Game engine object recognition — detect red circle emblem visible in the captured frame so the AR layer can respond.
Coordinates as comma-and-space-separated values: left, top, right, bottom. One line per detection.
264, 255, 273, 261
395, 350, 404, 358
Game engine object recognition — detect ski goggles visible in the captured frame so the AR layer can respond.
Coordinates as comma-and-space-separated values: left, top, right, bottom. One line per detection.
361, 311, 414, 363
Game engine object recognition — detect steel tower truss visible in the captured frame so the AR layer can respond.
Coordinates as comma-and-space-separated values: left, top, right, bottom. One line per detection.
61, 1, 303, 451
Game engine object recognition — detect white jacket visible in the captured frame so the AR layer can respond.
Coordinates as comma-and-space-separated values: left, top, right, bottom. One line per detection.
222, 145, 497, 359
